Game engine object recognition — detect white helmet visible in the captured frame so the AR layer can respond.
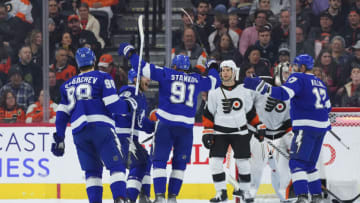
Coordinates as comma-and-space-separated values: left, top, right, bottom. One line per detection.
274, 62, 291, 86
220, 60, 240, 81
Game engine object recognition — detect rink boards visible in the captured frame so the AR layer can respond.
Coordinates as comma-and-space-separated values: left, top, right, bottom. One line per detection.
0, 125, 358, 200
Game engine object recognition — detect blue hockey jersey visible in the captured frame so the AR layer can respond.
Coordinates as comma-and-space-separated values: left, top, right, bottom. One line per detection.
129, 54, 220, 128
270, 73, 332, 132
115, 85, 155, 138
56, 70, 129, 139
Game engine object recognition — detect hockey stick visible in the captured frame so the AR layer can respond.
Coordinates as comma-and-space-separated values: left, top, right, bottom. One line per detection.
141, 135, 153, 144
329, 130, 350, 150
128, 15, 145, 163
331, 193, 360, 203
267, 140, 359, 203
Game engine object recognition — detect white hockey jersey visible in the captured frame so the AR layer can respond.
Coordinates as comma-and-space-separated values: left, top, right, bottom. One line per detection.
204, 83, 260, 135
254, 93, 292, 138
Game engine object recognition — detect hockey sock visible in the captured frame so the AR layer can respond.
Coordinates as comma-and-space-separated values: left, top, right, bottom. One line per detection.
127, 164, 147, 201
152, 160, 167, 194
235, 159, 251, 191
291, 170, 309, 195
109, 171, 126, 200
168, 161, 186, 195
210, 157, 227, 192
308, 169, 322, 195
85, 171, 103, 203
141, 174, 151, 197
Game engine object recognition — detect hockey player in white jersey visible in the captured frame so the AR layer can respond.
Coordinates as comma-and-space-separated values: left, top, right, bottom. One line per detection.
202, 60, 266, 203
250, 62, 293, 201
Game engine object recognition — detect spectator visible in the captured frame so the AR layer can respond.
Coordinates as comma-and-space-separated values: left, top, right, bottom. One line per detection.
246, 0, 279, 28
208, 12, 239, 52
325, 0, 348, 33
277, 43, 290, 64
25, 89, 57, 123
78, 2, 105, 48
336, 66, 360, 107
25, 29, 42, 66
81, 0, 119, 34
249, 0, 290, 16
341, 8, 360, 48
0, 66, 35, 111
0, 43, 11, 86
49, 69, 61, 104
296, 26, 315, 57
211, 32, 243, 66
228, 12, 242, 37
309, 0, 329, 16
194, 0, 215, 52
17, 45, 42, 97
314, 49, 341, 103
330, 35, 351, 69
341, 40, 360, 87
272, 9, 290, 48
49, 0, 66, 34
296, 0, 312, 34
4, 0, 33, 24
254, 24, 278, 65
98, 53, 116, 79
67, 14, 101, 57
0, 90, 25, 123
308, 11, 338, 56
171, 27, 207, 73
239, 62, 256, 82
57, 31, 76, 65
239, 10, 267, 55
242, 45, 271, 77
50, 47, 77, 85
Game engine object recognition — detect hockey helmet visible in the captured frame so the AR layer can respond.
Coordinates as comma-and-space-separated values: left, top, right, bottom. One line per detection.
75, 47, 96, 68
274, 62, 291, 86
220, 60, 239, 80
293, 54, 314, 71
172, 54, 190, 71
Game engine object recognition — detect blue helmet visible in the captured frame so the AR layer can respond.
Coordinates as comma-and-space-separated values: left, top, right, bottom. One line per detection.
172, 55, 190, 71
75, 47, 96, 68
293, 54, 314, 70
128, 68, 138, 83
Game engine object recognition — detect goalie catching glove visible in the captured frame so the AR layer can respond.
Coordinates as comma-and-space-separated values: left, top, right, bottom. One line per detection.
202, 129, 215, 149
255, 123, 266, 142
51, 132, 65, 156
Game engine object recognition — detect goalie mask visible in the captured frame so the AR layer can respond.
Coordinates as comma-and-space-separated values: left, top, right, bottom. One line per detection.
220, 60, 239, 81
274, 62, 291, 86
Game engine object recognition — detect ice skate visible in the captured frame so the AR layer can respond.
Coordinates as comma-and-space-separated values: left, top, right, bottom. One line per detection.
244, 190, 254, 203
114, 197, 125, 203
295, 194, 310, 203
210, 189, 228, 202
139, 192, 152, 203
311, 194, 323, 203
124, 198, 135, 203
168, 193, 178, 203
153, 193, 166, 203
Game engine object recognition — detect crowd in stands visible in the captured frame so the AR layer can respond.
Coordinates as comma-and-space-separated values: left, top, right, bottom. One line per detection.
0, 0, 360, 124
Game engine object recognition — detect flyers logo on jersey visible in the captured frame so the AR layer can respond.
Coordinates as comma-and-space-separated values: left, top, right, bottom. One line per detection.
222, 98, 242, 113
265, 97, 286, 113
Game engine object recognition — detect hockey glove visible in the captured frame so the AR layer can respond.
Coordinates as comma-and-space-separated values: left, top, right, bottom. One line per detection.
202, 129, 215, 149
255, 124, 266, 142
244, 77, 271, 96
118, 42, 135, 59
124, 97, 138, 113
51, 132, 65, 157
206, 59, 218, 71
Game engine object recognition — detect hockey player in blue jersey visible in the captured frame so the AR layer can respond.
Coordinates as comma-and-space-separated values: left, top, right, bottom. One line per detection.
118, 42, 221, 203
51, 47, 131, 203
243, 54, 332, 203
115, 68, 154, 203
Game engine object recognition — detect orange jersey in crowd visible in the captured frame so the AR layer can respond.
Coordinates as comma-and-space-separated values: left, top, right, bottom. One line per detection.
0, 107, 25, 123
25, 101, 57, 123
5, 0, 33, 23
81, 0, 119, 7
50, 64, 77, 82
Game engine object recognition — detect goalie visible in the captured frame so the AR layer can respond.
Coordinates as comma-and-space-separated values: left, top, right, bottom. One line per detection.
202, 60, 265, 203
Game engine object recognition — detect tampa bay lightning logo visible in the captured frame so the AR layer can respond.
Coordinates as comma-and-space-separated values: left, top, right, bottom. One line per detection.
287, 77, 297, 83
265, 97, 286, 113
222, 98, 243, 113
137, 110, 145, 128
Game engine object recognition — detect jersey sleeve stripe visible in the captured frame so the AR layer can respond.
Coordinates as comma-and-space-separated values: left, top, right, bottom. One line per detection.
143, 63, 151, 78
281, 86, 295, 99
102, 94, 119, 106
71, 114, 115, 129
57, 104, 70, 115
157, 109, 194, 125
115, 127, 139, 136
292, 119, 330, 128
209, 75, 217, 90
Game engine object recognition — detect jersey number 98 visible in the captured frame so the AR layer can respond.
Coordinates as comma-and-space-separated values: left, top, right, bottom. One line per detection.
66, 84, 93, 111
